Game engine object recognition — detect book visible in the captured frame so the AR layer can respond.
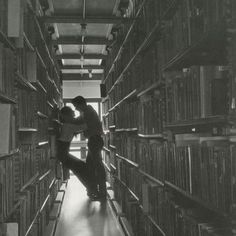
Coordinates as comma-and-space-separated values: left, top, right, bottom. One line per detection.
7, 0, 22, 38
6, 222, 18, 236
0, 104, 12, 154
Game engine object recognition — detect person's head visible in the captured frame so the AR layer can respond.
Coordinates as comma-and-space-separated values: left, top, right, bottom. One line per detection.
60, 106, 75, 123
71, 96, 87, 112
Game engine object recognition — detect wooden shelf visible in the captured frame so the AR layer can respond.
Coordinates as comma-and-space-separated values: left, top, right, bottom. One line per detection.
137, 81, 165, 97
0, 29, 15, 50
119, 216, 134, 236
0, 91, 17, 104
25, 194, 50, 236
37, 141, 49, 147
36, 111, 48, 119
103, 1, 146, 83
116, 154, 139, 168
49, 178, 56, 190
47, 101, 54, 108
164, 116, 232, 130
5, 200, 21, 221
138, 170, 164, 187
101, 96, 109, 103
0, 149, 20, 160
165, 181, 228, 218
18, 128, 38, 132
31, 11, 60, 79
38, 170, 51, 181
110, 163, 116, 171
109, 144, 116, 149
108, 89, 137, 112
32, 80, 47, 93
24, 209, 40, 236
138, 133, 166, 139
20, 172, 39, 192
102, 160, 111, 173
39, 194, 50, 212
35, 48, 47, 70
105, 0, 179, 94
115, 128, 138, 132
23, 32, 35, 51
146, 214, 166, 236
16, 72, 37, 91
103, 146, 110, 152
162, 21, 226, 71
102, 112, 109, 117
115, 176, 139, 202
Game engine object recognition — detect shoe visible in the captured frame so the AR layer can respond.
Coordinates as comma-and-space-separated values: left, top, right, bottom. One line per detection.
88, 193, 107, 202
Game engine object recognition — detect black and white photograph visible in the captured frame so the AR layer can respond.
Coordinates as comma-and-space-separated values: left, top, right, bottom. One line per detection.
0, 0, 236, 235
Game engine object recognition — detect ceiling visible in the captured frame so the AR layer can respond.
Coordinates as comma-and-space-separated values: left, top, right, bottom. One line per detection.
44, 0, 125, 83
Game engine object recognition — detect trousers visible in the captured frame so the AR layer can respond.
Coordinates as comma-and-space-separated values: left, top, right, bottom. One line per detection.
87, 135, 106, 194
56, 138, 106, 195
56, 140, 92, 191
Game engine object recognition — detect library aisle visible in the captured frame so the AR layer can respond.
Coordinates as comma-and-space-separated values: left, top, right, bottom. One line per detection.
54, 175, 124, 236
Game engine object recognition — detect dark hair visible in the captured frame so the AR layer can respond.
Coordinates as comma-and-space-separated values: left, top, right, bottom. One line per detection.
60, 106, 74, 122
71, 96, 86, 106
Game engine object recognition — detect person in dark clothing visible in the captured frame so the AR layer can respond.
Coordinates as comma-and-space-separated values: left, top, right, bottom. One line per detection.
71, 96, 107, 200
56, 106, 96, 198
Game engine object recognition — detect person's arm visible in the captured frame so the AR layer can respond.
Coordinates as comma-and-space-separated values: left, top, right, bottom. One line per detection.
71, 116, 85, 125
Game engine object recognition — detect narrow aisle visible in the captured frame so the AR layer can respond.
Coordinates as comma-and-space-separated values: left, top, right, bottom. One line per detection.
54, 175, 124, 236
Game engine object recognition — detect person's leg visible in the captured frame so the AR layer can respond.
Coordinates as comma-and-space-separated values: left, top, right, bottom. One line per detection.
86, 149, 100, 197
87, 136, 107, 199
56, 141, 92, 191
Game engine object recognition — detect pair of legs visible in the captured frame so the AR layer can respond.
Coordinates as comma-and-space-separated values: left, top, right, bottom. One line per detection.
56, 141, 94, 194
87, 135, 107, 198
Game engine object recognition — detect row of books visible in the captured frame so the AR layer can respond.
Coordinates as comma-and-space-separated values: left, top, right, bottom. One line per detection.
164, 199, 235, 236
0, 43, 15, 98
166, 65, 229, 123
109, 132, 236, 214
36, 117, 49, 144
141, 179, 166, 232
0, 104, 16, 154
2, 170, 58, 236
139, 139, 166, 182
108, 76, 137, 107
139, 90, 166, 135
117, 160, 142, 198
114, 101, 139, 130
161, 0, 228, 65
113, 180, 143, 235
114, 171, 236, 236
104, 30, 160, 95
166, 140, 233, 214
17, 90, 35, 128
113, 178, 165, 236
112, 132, 139, 164
0, 152, 20, 222
104, 0, 179, 92
104, 0, 145, 82
0, 0, 7, 34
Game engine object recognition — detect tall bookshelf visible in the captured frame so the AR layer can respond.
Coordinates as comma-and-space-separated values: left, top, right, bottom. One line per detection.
0, 0, 65, 236
102, 0, 236, 235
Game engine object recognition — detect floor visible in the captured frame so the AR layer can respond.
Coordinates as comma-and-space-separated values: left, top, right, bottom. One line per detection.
54, 174, 124, 236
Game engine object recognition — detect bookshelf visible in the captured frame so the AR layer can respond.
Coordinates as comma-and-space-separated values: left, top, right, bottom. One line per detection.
0, 0, 64, 236
102, 0, 236, 235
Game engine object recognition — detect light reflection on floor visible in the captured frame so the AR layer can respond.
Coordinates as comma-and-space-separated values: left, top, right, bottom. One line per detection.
54, 176, 124, 236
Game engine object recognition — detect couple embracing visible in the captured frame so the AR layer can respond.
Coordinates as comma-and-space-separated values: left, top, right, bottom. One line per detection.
57, 96, 106, 201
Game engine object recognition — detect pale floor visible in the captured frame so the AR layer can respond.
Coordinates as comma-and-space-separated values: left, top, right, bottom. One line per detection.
54, 175, 124, 236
